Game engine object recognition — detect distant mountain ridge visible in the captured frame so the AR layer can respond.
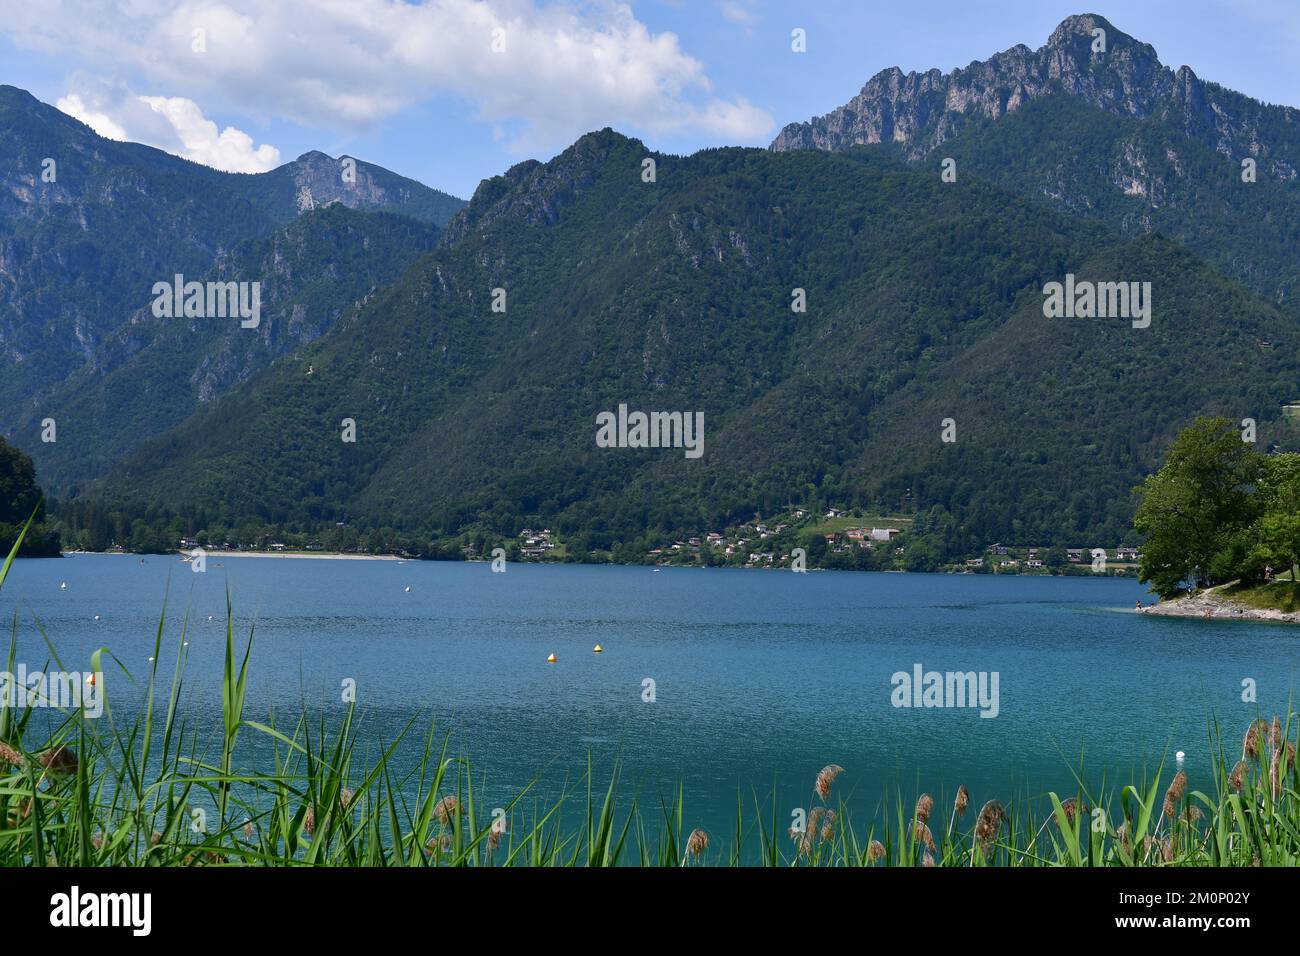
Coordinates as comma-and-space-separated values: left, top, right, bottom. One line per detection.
770, 14, 1300, 311
7, 16, 1300, 559
19, 204, 440, 493
84, 131, 1300, 554
0, 83, 464, 487
238, 149, 465, 227
771, 13, 1300, 174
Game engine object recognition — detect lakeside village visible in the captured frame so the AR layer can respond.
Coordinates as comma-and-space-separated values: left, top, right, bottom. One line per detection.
587, 508, 1143, 576
146, 509, 1141, 577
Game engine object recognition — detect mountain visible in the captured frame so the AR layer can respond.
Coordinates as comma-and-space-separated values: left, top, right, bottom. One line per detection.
80, 129, 1299, 553
0, 84, 464, 485
17, 203, 440, 493
771, 13, 1300, 310
231, 150, 465, 228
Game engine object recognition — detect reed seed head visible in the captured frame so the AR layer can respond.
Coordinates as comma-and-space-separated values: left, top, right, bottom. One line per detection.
686, 828, 709, 857
36, 745, 77, 775
1163, 770, 1187, 818
954, 785, 969, 816
819, 808, 837, 842
434, 795, 460, 827
914, 821, 936, 851
0, 741, 24, 768
815, 764, 844, 801
1229, 760, 1247, 792
974, 800, 1005, 849
914, 793, 934, 825
1057, 797, 1090, 827
867, 840, 886, 863
1244, 719, 1266, 761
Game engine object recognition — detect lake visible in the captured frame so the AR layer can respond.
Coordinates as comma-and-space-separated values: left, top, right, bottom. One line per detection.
4, 555, 1298, 845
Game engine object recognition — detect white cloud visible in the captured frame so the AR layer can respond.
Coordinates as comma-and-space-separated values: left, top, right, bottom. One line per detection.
137, 96, 281, 172
4, 0, 774, 153
55, 83, 281, 173
56, 94, 129, 141
718, 1, 758, 26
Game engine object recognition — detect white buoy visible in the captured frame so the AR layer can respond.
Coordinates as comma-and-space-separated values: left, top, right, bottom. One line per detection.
60, 581, 68, 590
404, 586, 411, 593
93, 615, 100, 621
1176, 750, 1186, 767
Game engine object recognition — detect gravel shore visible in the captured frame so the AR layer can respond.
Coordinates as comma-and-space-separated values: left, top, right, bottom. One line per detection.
1138, 588, 1300, 624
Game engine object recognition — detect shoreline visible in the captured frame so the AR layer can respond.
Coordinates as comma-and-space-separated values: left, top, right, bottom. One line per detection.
63, 550, 405, 562
1138, 587, 1300, 624
55, 549, 1142, 576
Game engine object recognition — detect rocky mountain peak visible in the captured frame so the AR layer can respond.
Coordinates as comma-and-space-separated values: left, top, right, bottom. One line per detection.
770, 13, 1184, 156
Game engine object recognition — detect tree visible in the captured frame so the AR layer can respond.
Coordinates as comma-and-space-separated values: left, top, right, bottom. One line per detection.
1134, 418, 1263, 598
0, 437, 60, 557
1254, 453, 1300, 580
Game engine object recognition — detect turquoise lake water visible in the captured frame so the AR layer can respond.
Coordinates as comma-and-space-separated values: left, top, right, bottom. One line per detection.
5, 554, 1299, 844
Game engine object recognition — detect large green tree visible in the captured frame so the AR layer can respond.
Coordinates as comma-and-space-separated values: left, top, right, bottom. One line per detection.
0, 436, 60, 557
1134, 417, 1263, 598
1253, 453, 1300, 581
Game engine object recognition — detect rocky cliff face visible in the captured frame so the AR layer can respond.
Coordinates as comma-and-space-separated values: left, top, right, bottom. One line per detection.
770, 13, 1300, 172
280, 150, 464, 224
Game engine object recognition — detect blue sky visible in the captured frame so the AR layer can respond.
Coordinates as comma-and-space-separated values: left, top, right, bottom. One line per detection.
2, 1, 1297, 198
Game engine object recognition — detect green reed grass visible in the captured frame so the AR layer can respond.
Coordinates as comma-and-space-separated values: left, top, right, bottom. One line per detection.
2, 515, 1299, 866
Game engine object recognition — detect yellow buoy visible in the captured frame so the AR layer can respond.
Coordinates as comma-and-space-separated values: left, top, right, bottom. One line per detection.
593, 644, 603, 653
547, 653, 557, 663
